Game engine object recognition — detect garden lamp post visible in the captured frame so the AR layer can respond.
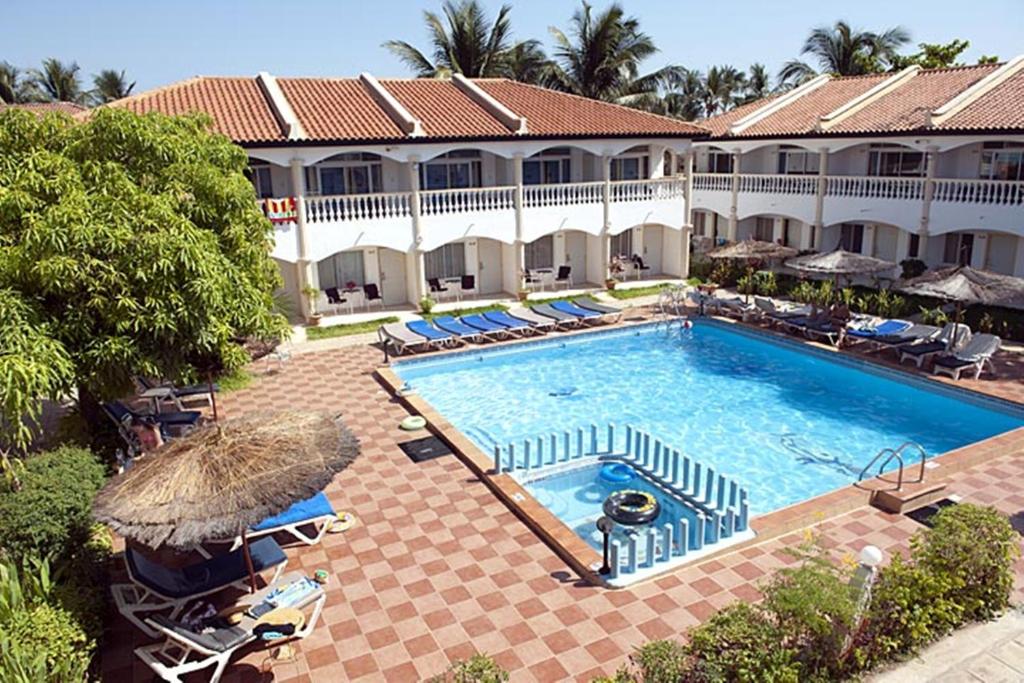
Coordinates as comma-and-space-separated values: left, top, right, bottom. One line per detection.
597, 516, 614, 575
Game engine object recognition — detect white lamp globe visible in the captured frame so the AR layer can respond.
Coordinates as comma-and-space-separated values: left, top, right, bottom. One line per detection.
859, 545, 883, 568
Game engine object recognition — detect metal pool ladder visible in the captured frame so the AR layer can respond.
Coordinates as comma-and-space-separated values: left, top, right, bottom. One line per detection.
857, 442, 928, 491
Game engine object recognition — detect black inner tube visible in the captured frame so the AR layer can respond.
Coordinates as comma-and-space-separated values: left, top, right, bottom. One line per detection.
603, 490, 661, 526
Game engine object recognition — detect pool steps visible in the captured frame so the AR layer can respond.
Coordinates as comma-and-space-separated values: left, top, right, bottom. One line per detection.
497, 424, 750, 579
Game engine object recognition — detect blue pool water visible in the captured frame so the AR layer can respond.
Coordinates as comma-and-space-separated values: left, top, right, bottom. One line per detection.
395, 322, 1023, 515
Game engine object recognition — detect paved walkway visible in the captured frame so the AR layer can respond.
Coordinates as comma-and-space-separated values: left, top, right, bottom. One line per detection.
872, 608, 1024, 682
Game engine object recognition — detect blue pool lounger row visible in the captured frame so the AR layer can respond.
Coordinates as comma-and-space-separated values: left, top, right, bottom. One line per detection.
377, 300, 623, 353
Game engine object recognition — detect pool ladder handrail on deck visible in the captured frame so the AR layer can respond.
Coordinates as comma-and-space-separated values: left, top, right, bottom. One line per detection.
857, 441, 928, 491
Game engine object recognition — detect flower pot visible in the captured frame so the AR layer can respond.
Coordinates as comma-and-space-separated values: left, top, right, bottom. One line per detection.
307, 313, 323, 327
517, 291, 530, 302
605, 279, 617, 290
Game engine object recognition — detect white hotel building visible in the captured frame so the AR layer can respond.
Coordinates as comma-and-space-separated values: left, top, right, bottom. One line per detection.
113, 59, 1024, 317
691, 58, 1024, 278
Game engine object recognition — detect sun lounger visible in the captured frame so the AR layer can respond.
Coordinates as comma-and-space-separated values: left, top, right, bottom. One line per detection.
863, 324, 941, 354
898, 323, 972, 368
802, 319, 845, 346
483, 310, 538, 335
844, 319, 912, 345
431, 315, 489, 342
233, 492, 336, 550
112, 537, 288, 637
549, 300, 604, 324
708, 296, 754, 320
932, 333, 1001, 380
406, 319, 457, 346
753, 297, 810, 326
135, 570, 325, 683
506, 307, 559, 331
137, 377, 218, 410
574, 299, 623, 322
378, 323, 432, 354
459, 314, 514, 339
103, 402, 202, 449
530, 303, 582, 329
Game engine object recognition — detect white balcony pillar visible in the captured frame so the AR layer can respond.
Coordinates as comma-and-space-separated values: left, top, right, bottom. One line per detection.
289, 158, 314, 318
649, 144, 667, 179
512, 154, 526, 288
895, 229, 913, 262
919, 145, 939, 236
970, 233, 989, 270
727, 150, 740, 241
812, 148, 829, 251
682, 152, 695, 278
771, 218, 784, 244
407, 157, 425, 304
601, 154, 612, 280
862, 224, 876, 257
1013, 237, 1024, 277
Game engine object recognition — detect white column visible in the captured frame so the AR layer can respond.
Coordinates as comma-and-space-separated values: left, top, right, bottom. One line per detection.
862, 224, 876, 257
289, 159, 314, 318
970, 233, 988, 269
798, 222, 814, 251
895, 229, 913, 262
682, 151, 695, 278
649, 144, 667, 178
513, 154, 525, 288
919, 145, 939, 237
772, 217, 784, 243
728, 150, 740, 241
813, 147, 829, 250
601, 155, 612, 280
407, 157, 425, 304
1013, 237, 1024, 277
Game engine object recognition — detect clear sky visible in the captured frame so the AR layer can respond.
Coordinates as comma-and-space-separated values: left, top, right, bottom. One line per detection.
4, 0, 1022, 93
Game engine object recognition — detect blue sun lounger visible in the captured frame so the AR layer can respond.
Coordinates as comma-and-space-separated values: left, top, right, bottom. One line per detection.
238, 492, 337, 549
482, 310, 536, 335
846, 319, 912, 341
550, 300, 603, 324
431, 315, 487, 343
406, 319, 455, 346
460, 314, 514, 339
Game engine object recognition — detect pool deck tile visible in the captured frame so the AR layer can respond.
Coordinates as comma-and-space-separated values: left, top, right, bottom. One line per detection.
101, 316, 1024, 683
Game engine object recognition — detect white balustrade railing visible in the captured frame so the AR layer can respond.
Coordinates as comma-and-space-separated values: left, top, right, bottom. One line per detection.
692, 173, 732, 192
524, 180, 603, 208
738, 173, 818, 195
932, 178, 1024, 205
609, 177, 684, 203
304, 192, 412, 224
419, 185, 515, 216
826, 175, 924, 201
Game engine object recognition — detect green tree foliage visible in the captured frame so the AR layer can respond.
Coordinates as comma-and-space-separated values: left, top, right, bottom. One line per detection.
779, 20, 911, 87
91, 69, 135, 104
26, 58, 87, 104
429, 652, 509, 682
684, 603, 800, 682
0, 107, 288, 448
0, 62, 31, 105
890, 39, 971, 69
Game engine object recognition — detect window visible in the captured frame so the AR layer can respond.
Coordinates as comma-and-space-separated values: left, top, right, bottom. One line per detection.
980, 142, 1024, 181
693, 212, 707, 237
246, 164, 274, 198
782, 219, 791, 247
317, 251, 365, 290
839, 224, 864, 253
420, 151, 483, 190
610, 154, 649, 181
424, 243, 466, 280
754, 217, 774, 242
908, 234, 920, 259
707, 151, 734, 174
610, 231, 633, 258
776, 146, 819, 175
867, 145, 925, 177
317, 153, 383, 195
523, 148, 572, 185
943, 233, 974, 265
524, 236, 554, 270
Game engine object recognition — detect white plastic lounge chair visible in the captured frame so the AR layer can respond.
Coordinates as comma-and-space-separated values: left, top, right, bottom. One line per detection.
506, 307, 558, 332
898, 323, 972, 368
528, 304, 580, 330
549, 300, 604, 325
753, 297, 810, 326
932, 333, 1001, 380
432, 315, 490, 342
483, 310, 538, 335
135, 571, 325, 683
112, 537, 287, 637
228, 492, 336, 551
575, 299, 623, 323
378, 323, 431, 354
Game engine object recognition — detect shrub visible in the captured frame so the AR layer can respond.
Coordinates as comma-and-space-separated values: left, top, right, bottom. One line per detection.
914, 504, 1018, 622
429, 653, 509, 683
4, 603, 92, 681
754, 271, 777, 296
419, 295, 436, 315
0, 446, 106, 562
790, 281, 817, 305
684, 603, 800, 682
688, 257, 715, 282
736, 274, 756, 296
606, 639, 688, 683
709, 261, 742, 287
919, 306, 949, 326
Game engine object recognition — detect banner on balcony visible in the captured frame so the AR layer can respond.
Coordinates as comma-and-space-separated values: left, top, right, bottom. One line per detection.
263, 197, 298, 223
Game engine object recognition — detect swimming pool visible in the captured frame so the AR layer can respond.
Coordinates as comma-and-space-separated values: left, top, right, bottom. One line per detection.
395, 321, 1024, 516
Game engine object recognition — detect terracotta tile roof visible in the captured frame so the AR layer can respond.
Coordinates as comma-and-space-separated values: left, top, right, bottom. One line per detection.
381, 79, 510, 138
0, 101, 89, 116
940, 68, 1024, 131
701, 63, 1018, 140
477, 79, 707, 137
276, 78, 403, 141
110, 76, 286, 143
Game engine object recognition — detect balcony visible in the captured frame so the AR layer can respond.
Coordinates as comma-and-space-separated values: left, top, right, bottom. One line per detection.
691, 173, 1024, 236
266, 177, 687, 262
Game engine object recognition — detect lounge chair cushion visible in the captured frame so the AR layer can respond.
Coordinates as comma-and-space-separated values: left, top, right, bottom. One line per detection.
406, 320, 449, 341
531, 304, 576, 321
900, 341, 946, 357
252, 493, 334, 531
933, 355, 975, 370
127, 537, 286, 599
460, 315, 504, 332
550, 301, 600, 318
153, 411, 203, 426
482, 311, 529, 329
148, 614, 251, 652
576, 300, 619, 315
431, 316, 480, 336
382, 323, 426, 345
847, 320, 911, 338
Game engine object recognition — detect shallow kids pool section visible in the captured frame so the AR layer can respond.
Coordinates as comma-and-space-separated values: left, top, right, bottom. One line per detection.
395, 322, 1024, 516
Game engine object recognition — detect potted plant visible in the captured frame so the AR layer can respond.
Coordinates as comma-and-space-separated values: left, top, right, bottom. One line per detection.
607, 255, 625, 289
301, 285, 322, 326
516, 288, 530, 302
418, 295, 436, 314
605, 278, 617, 291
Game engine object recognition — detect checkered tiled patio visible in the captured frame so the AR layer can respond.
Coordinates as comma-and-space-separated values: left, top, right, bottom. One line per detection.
101, 328, 1024, 683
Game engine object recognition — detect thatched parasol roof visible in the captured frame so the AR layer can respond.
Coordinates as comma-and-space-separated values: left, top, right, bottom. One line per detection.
785, 249, 897, 275
707, 239, 798, 260
93, 411, 360, 550
899, 266, 1024, 310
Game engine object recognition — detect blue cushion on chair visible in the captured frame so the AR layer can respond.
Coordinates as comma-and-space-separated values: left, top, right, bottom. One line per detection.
126, 537, 286, 599
252, 492, 335, 531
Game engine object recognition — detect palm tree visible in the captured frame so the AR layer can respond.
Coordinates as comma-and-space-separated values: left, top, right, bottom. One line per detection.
699, 65, 747, 117
741, 63, 772, 103
92, 69, 135, 104
545, 1, 683, 106
502, 40, 551, 83
383, 0, 518, 78
0, 62, 22, 104
28, 58, 88, 103
779, 21, 911, 87
651, 68, 705, 120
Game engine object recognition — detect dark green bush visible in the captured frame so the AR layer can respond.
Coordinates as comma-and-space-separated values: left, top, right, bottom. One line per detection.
0, 446, 106, 562
684, 603, 800, 682
430, 653, 509, 683
914, 504, 1018, 622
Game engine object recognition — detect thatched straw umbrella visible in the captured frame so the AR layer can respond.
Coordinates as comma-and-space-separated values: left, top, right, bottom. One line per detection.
94, 411, 360, 590
707, 239, 798, 301
785, 249, 897, 297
